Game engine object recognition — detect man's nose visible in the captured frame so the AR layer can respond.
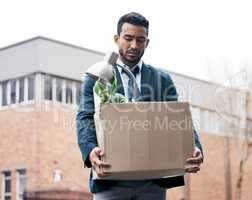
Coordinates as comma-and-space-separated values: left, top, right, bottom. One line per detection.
130, 39, 138, 49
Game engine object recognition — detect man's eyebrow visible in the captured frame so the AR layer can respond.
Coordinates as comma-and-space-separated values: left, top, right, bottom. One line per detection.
124, 34, 147, 38
124, 34, 134, 37
136, 36, 147, 39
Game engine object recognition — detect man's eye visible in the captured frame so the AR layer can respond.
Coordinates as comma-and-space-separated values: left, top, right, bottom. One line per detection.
124, 37, 133, 41
136, 38, 146, 43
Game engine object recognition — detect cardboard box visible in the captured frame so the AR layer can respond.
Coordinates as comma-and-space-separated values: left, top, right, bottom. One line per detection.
93, 101, 194, 180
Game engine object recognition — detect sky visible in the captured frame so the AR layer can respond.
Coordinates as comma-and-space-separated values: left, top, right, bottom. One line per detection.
1, 0, 252, 83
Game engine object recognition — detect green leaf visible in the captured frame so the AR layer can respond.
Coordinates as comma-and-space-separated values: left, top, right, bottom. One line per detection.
94, 81, 105, 97
94, 73, 128, 104
111, 74, 118, 96
111, 93, 128, 103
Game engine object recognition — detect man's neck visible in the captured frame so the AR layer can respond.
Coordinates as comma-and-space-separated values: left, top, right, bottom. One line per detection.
117, 57, 143, 73
119, 56, 139, 69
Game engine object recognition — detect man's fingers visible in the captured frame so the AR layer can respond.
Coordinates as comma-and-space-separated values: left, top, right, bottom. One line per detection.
94, 165, 111, 178
185, 147, 202, 173
99, 150, 105, 157
90, 147, 110, 177
94, 165, 100, 175
101, 162, 111, 168
97, 171, 112, 178
94, 148, 105, 157
92, 158, 102, 167
94, 148, 101, 154
92, 158, 110, 169
193, 149, 200, 157
185, 165, 200, 173
186, 157, 202, 165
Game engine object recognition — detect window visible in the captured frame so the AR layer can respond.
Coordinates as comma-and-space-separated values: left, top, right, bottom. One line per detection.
1, 81, 8, 106
53, 169, 62, 182
28, 75, 34, 100
66, 81, 72, 104
16, 169, 26, 200
56, 78, 62, 102
3, 171, 11, 200
76, 82, 81, 105
19, 78, 25, 103
44, 75, 53, 100
10, 80, 16, 104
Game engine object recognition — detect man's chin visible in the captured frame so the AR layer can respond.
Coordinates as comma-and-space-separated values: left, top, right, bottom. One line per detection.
125, 57, 140, 65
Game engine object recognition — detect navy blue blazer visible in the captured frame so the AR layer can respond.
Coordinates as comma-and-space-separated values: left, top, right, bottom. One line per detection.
76, 63, 203, 193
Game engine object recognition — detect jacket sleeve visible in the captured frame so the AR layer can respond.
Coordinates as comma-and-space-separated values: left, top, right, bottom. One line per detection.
162, 72, 204, 155
76, 74, 98, 168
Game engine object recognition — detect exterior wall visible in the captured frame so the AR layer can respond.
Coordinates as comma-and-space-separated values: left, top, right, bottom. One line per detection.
37, 38, 104, 81
168, 133, 252, 200
0, 104, 38, 198
24, 190, 92, 200
34, 102, 90, 192
0, 103, 91, 200
1, 37, 252, 200
0, 37, 104, 82
0, 39, 39, 81
1, 96, 252, 200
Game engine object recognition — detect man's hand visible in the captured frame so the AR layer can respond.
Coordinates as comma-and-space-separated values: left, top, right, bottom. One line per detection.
185, 147, 203, 173
89, 147, 111, 177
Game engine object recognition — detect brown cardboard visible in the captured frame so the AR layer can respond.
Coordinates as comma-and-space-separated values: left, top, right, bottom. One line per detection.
93, 101, 195, 180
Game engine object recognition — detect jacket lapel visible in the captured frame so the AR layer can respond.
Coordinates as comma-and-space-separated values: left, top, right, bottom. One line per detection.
114, 65, 125, 95
140, 63, 153, 101
114, 63, 153, 100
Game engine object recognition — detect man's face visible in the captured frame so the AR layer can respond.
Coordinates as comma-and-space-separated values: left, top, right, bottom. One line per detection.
114, 23, 149, 67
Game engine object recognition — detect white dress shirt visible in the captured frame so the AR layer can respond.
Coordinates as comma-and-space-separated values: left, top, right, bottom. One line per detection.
116, 58, 142, 99
93, 58, 143, 111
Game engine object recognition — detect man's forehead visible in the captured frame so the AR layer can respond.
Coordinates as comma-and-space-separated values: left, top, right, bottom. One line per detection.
121, 23, 148, 36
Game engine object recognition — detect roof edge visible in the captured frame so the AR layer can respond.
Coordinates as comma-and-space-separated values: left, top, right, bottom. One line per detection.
0, 36, 105, 56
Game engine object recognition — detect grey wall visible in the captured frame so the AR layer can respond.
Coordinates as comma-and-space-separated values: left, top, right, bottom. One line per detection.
37, 39, 104, 81
0, 39, 39, 81
0, 37, 104, 82
1, 37, 251, 119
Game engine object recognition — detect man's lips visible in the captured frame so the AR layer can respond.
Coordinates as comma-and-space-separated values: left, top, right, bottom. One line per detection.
127, 52, 138, 57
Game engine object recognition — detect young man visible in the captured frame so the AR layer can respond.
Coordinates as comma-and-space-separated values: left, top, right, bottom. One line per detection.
77, 12, 203, 200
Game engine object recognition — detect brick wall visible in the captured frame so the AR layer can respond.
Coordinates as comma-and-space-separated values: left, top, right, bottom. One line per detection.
0, 103, 91, 199
168, 133, 252, 200
24, 189, 92, 200
1, 103, 252, 200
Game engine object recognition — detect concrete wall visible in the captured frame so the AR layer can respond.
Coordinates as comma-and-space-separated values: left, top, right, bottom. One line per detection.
0, 37, 104, 82
0, 39, 39, 81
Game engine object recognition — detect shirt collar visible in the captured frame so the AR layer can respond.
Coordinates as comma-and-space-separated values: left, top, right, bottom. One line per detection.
116, 58, 143, 74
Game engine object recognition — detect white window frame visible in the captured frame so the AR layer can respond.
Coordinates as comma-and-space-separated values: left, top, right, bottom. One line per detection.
39, 73, 82, 106
75, 82, 82, 106
0, 83, 2, 107
62, 79, 66, 103
52, 77, 57, 103
2, 171, 11, 200
27, 75, 35, 101
18, 77, 25, 104
6, 80, 11, 105
72, 82, 76, 105
10, 79, 17, 105
16, 169, 26, 200
16, 79, 20, 104
65, 80, 73, 104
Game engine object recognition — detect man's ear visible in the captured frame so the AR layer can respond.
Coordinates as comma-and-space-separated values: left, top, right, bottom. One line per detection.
145, 38, 150, 48
114, 35, 119, 45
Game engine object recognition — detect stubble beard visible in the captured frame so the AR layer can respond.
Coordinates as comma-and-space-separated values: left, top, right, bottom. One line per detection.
119, 49, 144, 68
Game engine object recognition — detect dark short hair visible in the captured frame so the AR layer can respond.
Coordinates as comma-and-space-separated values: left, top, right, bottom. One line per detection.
117, 12, 149, 35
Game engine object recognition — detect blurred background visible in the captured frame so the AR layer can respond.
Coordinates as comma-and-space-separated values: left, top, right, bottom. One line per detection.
0, 0, 251, 200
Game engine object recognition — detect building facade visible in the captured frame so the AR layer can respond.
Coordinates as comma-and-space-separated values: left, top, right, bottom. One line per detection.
0, 37, 104, 200
0, 37, 251, 200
